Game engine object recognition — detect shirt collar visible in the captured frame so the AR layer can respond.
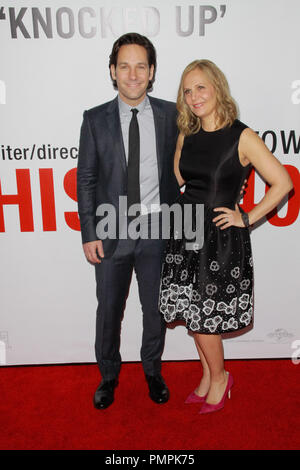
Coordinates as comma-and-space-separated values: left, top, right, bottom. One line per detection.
118, 94, 149, 116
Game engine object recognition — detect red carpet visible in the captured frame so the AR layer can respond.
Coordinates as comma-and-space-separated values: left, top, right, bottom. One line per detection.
0, 360, 299, 450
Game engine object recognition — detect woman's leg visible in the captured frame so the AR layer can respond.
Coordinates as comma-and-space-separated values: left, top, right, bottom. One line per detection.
193, 336, 211, 397
193, 333, 229, 404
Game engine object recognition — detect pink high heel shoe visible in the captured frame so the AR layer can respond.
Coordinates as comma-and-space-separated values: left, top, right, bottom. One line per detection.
185, 391, 208, 404
199, 372, 233, 414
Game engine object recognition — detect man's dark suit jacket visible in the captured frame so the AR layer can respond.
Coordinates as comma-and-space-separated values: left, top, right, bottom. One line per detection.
77, 95, 180, 258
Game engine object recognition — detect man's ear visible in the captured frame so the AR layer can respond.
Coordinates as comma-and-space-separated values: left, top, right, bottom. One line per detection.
149, 64, 154, 81
110, 65, 116, 80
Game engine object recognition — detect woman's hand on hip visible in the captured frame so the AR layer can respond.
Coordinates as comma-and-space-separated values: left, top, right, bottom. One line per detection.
212, 204, 244, 230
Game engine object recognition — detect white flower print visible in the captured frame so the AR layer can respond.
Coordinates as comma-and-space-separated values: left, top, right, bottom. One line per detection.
204, 316, 222, 333
202, 299, 215, 316
160, 304, 167, 313
160, 289, 170, 300
210, 261, 220, 272
217, 298, 237, 315
170, 291, 179, 302
165, 254, 174, 264
167, 304, 176, 314
189, 307, 201, 329
162, 276, 171, 286
222, 317, 238, 330
159, 224, 254, 333
169, 284, 179, 294
240, 279, 251, 291
189, 304, 200, 315
174, 254, 183, 265
178, 286, 185, 296
184, 284, 193, 298
192, 313, 201, 323
190, 319, 201, 331
239, 293, 249, 310
191, 290, 201, 302
206, 283, 218, 296
176, 298, 189, 312
231, 267, 240, 279
240, 307, 253, 325
183, 310, 189, 321
226, 284, 236, 294
222, 317, 239, 330
164, 304, 176, 322
180, 270, 188, 281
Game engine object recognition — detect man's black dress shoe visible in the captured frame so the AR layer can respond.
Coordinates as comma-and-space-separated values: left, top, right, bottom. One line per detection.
145, 374, 169, 404
93, 379, 117, 410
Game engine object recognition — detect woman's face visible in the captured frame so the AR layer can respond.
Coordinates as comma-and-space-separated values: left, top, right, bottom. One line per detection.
183, 68, 217, 124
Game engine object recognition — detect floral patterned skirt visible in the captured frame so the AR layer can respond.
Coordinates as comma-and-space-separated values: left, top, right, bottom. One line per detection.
158, 203, 254, 334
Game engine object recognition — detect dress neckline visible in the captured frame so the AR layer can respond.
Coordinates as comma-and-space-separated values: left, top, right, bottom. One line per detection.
200, 120, 236, 134
200, 125, 225, 134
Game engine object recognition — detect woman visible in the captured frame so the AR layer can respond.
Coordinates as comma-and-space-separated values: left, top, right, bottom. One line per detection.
158, 60, 293, 414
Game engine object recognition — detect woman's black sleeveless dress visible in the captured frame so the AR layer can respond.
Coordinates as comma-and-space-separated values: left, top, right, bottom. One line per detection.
159, 120, 254, 334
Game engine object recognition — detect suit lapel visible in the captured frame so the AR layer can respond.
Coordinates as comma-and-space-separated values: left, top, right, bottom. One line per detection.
106, 96, 127, 174
149, 96, 165, 181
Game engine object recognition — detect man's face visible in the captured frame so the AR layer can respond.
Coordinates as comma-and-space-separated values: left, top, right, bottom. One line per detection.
110, 44, 154, 106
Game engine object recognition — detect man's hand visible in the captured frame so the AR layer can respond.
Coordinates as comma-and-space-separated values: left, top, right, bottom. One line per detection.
83, 240, 104, 264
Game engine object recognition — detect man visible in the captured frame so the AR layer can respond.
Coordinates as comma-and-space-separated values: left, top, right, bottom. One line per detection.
77, 33, 179, 409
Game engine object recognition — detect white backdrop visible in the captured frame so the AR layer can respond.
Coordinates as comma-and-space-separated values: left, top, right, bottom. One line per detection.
0, 0, 299, 366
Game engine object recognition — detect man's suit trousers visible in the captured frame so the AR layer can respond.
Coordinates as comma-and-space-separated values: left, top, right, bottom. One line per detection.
94, 234, 166, 380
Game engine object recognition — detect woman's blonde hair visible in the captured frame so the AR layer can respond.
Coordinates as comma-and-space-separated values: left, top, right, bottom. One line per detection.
177, 59, 238, 136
